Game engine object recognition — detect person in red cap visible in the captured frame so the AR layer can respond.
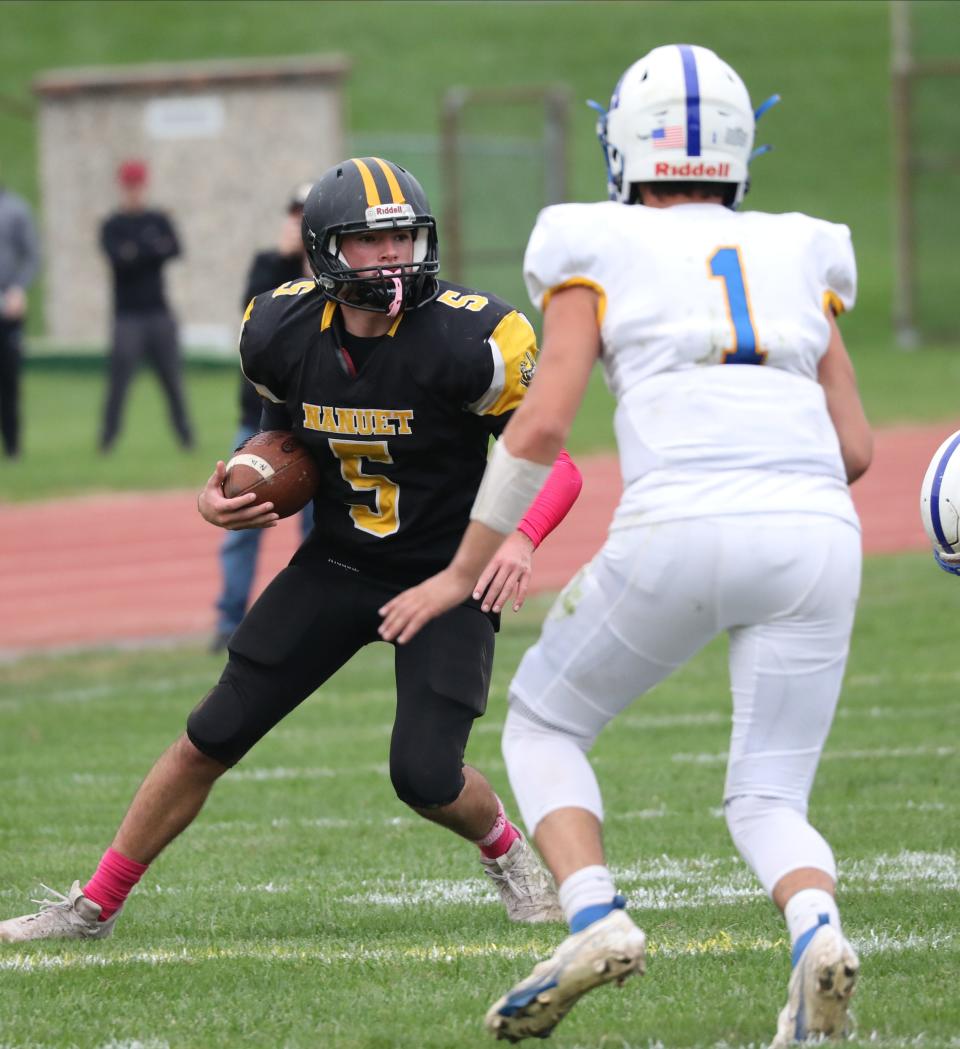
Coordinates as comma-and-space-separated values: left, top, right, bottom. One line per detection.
98, 158, 193, 452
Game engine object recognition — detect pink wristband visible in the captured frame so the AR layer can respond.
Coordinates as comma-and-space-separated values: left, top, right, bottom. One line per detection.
517, 449, 583, 548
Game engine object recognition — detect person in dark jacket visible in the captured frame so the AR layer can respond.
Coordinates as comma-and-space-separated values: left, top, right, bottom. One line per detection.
0, 176, 40, 459
99, 159, 192, 453
211, 184, 314, 652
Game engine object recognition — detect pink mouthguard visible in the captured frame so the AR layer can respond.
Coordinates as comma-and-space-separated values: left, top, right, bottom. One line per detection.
384, 269, 403, 318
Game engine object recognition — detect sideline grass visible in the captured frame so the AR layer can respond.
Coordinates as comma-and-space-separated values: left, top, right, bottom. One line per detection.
0, 552, 957, 1048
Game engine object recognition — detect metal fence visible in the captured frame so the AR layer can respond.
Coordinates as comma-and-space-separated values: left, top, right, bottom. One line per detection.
351, 84, 569, 316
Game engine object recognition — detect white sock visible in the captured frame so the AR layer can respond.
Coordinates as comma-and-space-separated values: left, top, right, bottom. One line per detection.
557, 865, 616, 925
784, 888, 841, 946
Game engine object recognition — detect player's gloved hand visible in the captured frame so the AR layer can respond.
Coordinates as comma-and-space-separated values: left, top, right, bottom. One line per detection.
473, 530, 535, 613
378, 565, 476, 645
197, 461, 280, 531
934, 549, 960, 575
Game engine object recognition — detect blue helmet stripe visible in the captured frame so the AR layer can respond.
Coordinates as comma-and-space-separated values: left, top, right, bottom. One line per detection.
930, 431, 960, 552
677, 44, 701, 157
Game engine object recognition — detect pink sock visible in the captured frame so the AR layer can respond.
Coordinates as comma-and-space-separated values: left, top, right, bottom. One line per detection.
475, 797, 521, 859
83, 847, 149, 920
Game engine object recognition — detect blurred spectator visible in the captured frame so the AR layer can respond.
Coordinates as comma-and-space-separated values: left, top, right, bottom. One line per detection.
0, 175, 40, 459
211, 182, 314, 652
99, 159, 193, 453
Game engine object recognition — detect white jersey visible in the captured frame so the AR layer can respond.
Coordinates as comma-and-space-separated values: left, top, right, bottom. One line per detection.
523, 201, 859, 528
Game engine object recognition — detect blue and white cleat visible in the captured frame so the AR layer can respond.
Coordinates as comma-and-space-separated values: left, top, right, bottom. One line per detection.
484, 907, 646, 1042
770, 920, 859, 1047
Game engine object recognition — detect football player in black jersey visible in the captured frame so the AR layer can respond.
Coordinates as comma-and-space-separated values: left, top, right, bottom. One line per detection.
0, 158, 584, 945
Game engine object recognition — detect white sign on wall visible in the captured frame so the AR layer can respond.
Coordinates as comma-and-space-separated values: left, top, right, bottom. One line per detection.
145, 96, 225, 140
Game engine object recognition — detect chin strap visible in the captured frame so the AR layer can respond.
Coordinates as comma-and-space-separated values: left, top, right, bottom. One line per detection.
383, 268, 404, 318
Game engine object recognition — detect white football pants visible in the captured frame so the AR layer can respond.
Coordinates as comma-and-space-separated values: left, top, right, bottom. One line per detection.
502, 512, 861, 895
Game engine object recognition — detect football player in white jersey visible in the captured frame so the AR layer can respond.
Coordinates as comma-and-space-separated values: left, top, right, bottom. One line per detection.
380, 44, 872, 1045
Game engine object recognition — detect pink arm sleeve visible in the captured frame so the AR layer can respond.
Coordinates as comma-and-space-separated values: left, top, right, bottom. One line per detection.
516, 449, 583, 549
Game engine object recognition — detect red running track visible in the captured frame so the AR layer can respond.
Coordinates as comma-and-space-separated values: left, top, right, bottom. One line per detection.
0, 422, 954, 658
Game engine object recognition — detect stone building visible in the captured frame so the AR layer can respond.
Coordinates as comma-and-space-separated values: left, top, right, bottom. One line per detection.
33, 54, 349, 354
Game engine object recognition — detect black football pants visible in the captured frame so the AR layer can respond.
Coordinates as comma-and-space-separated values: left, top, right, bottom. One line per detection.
187, 557, 495, 809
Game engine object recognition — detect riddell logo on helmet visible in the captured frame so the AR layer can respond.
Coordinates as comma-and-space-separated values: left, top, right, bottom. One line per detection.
366, 203, 415, 223
654, 162, 731, 177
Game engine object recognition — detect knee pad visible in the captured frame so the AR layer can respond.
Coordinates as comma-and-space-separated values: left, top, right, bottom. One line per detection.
390, 754, 464, 809
186, 678, 253, 767
725, 794, 836, 895
502, 705, 602, 835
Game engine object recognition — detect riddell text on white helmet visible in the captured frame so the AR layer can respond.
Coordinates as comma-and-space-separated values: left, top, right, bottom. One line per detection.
653, 162, 732, 178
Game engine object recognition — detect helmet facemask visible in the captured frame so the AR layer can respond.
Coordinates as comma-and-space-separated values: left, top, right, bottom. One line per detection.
323, 219, 437, 316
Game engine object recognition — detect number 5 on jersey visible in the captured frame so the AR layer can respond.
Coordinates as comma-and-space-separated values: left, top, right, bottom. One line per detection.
709, 246, 766, 365
328, 439, 400, 537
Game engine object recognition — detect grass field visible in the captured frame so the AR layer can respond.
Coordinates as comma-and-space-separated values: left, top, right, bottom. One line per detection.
1, 6, 958, 1046
1, 553, 958, 1049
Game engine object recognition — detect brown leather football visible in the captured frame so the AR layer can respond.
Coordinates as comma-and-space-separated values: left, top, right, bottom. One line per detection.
223, 430, 320, 518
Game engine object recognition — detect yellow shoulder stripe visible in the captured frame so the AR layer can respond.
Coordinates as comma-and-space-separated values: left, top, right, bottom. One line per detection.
484, 311, 538, 417
542, 277, 607, 327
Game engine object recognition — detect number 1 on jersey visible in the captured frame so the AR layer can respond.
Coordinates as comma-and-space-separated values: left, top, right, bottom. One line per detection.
709, 247, 766, 365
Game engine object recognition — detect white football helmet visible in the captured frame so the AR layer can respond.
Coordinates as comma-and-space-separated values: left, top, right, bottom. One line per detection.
595, 44, 757, 208
920, 428, 960, 575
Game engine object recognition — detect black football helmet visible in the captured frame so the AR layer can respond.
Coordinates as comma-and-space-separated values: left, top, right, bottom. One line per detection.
302, 157, 440, 313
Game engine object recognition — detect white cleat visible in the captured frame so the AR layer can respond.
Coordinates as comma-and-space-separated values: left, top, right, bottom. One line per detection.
481, 836, 563, 923
770, 924, 859, 1047
0, 882, 120, 943
485, 908, 646, 1042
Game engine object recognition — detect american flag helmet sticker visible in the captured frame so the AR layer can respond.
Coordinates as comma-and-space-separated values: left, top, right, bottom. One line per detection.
652, 125, 685, 149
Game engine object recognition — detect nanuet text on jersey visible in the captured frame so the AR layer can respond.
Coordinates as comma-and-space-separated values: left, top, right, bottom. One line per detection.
302, 403, 414, 436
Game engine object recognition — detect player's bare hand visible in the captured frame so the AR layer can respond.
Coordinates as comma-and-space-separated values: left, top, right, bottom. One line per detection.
196, 461, 279, 530
378, 566, 474, 644
473, 530, 535, 613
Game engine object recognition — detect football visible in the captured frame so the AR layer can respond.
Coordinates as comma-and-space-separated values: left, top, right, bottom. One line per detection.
223, 430, 320, 519
919, 428, 960, 561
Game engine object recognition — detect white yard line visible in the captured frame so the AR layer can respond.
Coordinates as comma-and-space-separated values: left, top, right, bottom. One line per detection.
1, 926, 953, 973
5, 847, 941, 906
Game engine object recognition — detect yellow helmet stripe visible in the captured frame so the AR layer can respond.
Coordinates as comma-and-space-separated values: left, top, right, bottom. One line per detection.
371, 157, 406, 204
351, 158, 381, 206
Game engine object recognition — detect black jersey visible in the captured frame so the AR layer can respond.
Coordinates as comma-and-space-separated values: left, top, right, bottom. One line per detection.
239, 279, 537, 586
